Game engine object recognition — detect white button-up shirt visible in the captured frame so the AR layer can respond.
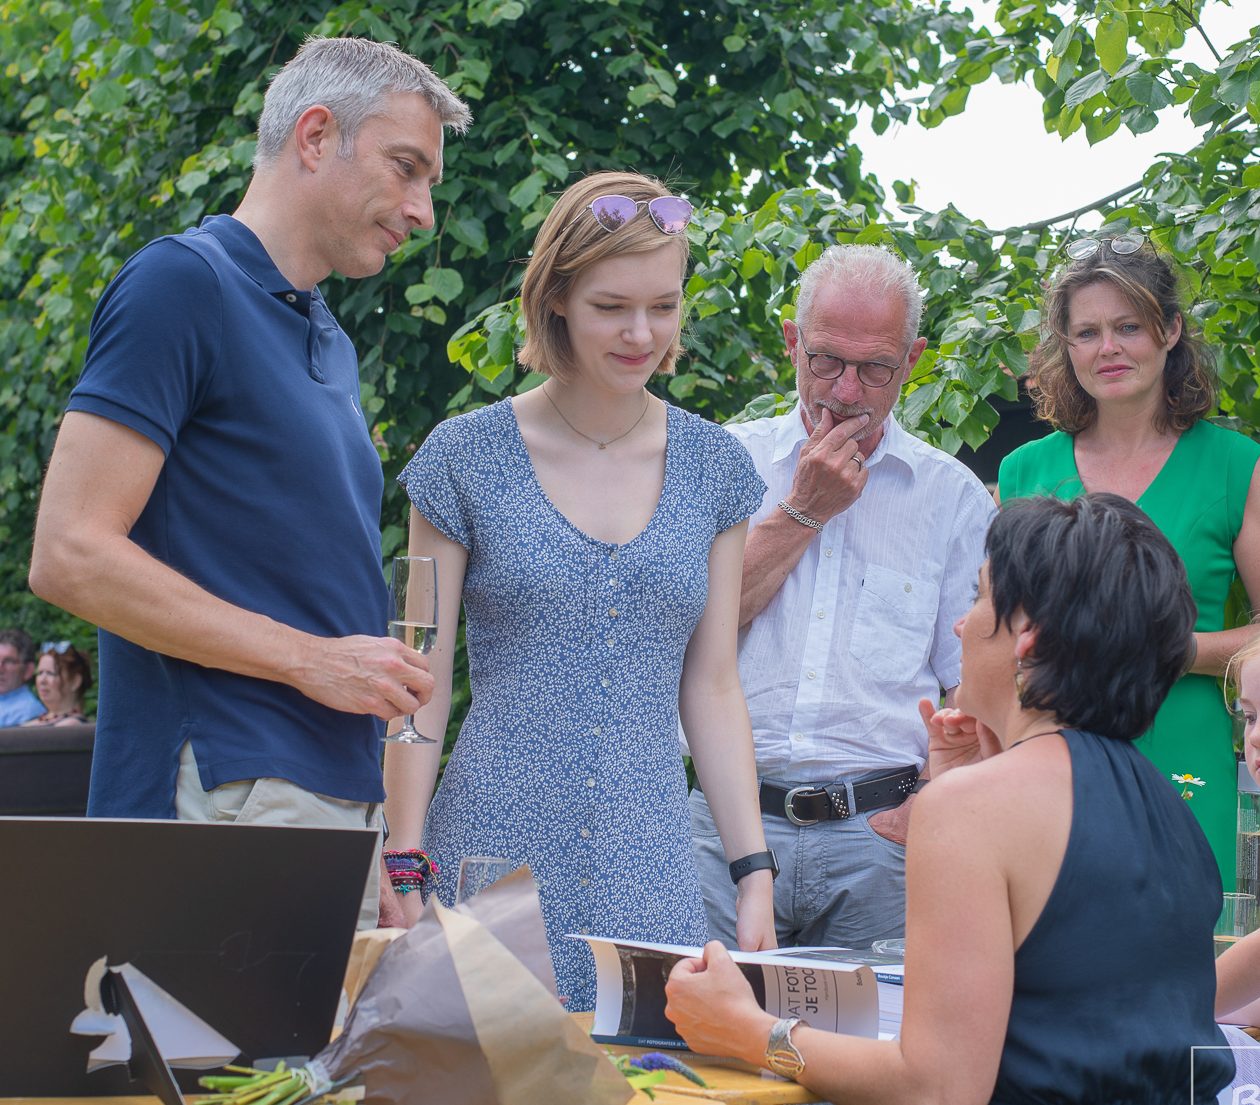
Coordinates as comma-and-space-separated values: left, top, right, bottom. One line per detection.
723, 405, 996, 782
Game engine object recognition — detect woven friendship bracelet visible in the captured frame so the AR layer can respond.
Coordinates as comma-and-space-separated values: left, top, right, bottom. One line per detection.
777, 499, 824, 532
384, 849, 439, 895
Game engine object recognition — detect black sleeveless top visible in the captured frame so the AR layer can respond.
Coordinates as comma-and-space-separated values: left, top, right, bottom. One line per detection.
992, 728, 1232, 1104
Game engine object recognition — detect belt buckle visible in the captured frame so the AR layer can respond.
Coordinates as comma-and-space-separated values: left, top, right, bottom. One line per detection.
784, 785, 824, 827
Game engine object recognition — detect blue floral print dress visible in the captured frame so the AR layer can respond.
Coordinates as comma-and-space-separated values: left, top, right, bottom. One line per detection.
398, 397, 766, 1010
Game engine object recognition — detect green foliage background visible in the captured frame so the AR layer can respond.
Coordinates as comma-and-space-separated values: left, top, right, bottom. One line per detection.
2, 0, 1258, 740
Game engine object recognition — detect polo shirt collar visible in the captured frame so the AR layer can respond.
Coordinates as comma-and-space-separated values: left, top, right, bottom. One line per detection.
198, 214, 315, 314
773, 402, 914, 472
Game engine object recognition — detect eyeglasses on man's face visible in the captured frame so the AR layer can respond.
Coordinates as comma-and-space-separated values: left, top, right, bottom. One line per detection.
799, 339, 907, 387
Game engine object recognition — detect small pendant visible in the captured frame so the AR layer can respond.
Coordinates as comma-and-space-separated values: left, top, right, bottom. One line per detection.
598, 442, 607, 450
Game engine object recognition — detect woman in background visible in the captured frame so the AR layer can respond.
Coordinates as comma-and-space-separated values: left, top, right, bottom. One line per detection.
23, 642, 92, 726
998, 233, 1260, 885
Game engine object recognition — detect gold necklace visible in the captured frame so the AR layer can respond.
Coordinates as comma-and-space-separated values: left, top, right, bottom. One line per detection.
542, 384, 650, 450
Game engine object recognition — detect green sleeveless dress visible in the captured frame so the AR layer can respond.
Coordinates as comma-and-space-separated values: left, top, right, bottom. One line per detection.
998, 419, 1260, 888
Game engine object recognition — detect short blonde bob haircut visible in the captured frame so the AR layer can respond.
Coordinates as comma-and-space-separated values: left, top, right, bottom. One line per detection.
1027, 243, 1216, 435
1226, 624, 1260, 707
518, 171, 690, 383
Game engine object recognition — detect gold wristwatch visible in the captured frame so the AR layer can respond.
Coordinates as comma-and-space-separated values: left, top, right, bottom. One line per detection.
765, 1016, 807, 1079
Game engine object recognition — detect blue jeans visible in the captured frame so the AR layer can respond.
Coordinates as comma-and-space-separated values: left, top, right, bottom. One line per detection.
689, 780, 906, 950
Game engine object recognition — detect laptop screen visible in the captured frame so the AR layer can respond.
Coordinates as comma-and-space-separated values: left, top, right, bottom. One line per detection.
0, 817, 376, 1096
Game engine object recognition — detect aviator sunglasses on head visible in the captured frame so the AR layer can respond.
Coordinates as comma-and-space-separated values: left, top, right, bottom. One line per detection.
584, 193, 694, 235
1064, 230, 1146, 260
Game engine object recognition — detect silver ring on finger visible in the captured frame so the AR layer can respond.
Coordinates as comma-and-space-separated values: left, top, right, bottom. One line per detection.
853, 453, 864, 471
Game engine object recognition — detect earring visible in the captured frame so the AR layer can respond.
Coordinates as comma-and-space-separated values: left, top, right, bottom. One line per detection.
1014, 657, 1027, 696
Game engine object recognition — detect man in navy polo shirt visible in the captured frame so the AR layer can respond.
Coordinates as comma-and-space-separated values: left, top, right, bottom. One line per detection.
30, 38, 471, 927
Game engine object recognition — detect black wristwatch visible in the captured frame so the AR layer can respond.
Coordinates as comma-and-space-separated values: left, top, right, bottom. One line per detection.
728, 848, 779, 885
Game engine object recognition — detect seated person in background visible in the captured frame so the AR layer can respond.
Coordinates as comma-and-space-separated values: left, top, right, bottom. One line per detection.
665, 493, 1232, 1105
23, 642, 92, 727
0, 629, 43, 726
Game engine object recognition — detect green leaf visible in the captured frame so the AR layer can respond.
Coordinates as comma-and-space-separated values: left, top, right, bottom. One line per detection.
1084, 108, 1122, 145
1064, 69, 1109, 109
1050, 21, 1076, 57
1094, 14, 1128, 76
723, 34, 746, 52
740, 249, 766, 278
175, 168, 210, 195
507, 172, 545, 209
424, 267, 465, 304
87, 80, 128, 114
1125, 72, 1172, 110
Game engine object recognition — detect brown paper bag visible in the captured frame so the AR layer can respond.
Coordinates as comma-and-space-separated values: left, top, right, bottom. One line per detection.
316, 867, 632, 1105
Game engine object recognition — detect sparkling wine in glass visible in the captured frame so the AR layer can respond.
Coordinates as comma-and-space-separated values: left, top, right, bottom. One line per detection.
387, 555, 438, 745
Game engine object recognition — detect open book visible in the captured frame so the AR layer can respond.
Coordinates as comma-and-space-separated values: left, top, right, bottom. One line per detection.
570, 936, 904, 1050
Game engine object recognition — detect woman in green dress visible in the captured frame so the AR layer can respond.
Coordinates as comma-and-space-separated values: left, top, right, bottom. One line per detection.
998, 233, 1260, 886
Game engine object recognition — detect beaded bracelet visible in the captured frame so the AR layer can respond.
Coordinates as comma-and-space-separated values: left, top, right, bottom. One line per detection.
384, 849, 439, 896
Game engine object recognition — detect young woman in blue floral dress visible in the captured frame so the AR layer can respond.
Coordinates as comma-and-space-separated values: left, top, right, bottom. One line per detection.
382, 171, 776, 1010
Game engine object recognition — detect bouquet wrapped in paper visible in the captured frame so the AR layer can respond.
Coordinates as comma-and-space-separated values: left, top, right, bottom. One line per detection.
200, 868, 632, 1105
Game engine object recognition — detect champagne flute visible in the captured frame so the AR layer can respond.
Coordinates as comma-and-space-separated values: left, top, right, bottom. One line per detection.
386, 555, 438, 744
455, 856, 514, 905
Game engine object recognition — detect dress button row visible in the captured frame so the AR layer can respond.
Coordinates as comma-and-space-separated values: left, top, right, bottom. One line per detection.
608, 608, 618, 617
579, 827, 591, 839
601, 677, 610, 688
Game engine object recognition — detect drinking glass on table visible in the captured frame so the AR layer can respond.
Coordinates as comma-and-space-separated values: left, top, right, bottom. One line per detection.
1215, 892, 1258, 956
455, 856, 514, 904
386, 555, 438, 744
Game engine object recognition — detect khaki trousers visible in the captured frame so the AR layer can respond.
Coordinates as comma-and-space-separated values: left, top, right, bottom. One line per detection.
175, 741, 382, 929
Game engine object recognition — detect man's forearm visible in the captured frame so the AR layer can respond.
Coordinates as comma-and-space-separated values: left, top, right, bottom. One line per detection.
31, 523, 312, 684
739, 509, 819, 627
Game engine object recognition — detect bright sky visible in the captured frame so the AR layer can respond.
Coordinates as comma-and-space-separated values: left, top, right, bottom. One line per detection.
851, 1, 1255, 230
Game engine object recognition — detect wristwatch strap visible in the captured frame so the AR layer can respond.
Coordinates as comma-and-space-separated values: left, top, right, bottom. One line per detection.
728, 848, 779, 885
765, 1016, 806, 1079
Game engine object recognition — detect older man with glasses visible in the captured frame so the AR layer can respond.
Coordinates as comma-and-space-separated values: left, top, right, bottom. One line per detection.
0, 629, 43, 727
687, 243, 996, 952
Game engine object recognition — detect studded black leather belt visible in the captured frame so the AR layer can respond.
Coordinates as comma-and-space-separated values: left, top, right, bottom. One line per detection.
759, 766, 919, 826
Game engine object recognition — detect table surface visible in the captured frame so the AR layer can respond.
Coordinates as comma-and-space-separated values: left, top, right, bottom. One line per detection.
3, 1033, 820, 1105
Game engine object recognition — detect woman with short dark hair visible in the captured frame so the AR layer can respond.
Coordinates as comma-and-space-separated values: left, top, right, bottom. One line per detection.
998, 234, 1260, 886
664, 494, 1232, 1105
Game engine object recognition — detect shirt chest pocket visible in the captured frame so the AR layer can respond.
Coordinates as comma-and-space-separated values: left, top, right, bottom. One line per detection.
848, 564, 940, 682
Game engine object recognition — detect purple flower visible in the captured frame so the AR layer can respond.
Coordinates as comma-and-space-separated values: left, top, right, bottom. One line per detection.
629, 1053, 707, 1087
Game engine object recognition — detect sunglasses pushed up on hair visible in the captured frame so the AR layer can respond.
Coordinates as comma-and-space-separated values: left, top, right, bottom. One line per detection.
584, 193, 694, 236
1064, 231, 1146, 260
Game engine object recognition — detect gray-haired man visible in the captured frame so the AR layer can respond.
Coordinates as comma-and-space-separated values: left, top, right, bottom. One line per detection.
31, 38, 470, 926
689, 244, 996, 949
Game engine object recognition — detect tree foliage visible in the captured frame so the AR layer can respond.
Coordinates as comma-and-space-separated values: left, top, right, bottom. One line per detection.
2, 0, 1257, 690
